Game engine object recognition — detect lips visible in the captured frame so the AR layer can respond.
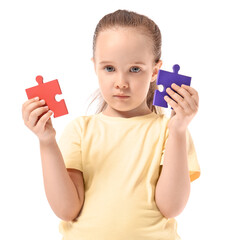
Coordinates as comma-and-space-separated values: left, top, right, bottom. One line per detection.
114, 95, 130, 97
114, 94, 129, 97
114, 95, 129, 97
114, 95, 130, 99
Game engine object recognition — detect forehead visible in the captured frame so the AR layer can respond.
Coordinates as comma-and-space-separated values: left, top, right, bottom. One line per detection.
95, 28, 153, 63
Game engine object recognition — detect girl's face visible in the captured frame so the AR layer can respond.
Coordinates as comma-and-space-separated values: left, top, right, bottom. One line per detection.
91, 27, 162, 118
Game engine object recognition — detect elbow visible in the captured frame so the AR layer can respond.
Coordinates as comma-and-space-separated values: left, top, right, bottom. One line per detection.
155, 192, 190, 219
59, 215, 72, 222
59, 209, 80, 222
160, 208, 183, 219
155, 184, 191, 219
156, 200, 189, 219
56, 203, 83, 222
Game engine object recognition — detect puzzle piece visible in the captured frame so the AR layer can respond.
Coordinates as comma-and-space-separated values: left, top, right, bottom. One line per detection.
25, 75, 68, 118
153, 64, 191, 108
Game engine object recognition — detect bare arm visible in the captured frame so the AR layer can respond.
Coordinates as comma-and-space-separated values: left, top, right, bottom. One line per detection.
39, 138, 82, 221
155, 130, 191, 218
22, 98, 82, 221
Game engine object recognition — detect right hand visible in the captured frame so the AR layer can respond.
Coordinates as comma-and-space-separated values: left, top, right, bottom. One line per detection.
22, 97, 56, 143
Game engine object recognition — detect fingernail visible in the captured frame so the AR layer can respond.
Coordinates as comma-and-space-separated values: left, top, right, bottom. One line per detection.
40, 99, 45, 104
34, 97, 39, 100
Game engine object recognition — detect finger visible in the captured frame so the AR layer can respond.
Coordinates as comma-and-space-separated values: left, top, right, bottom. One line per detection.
29, 106, 49, 127
181, 84, 197, 95
181, 84, 199, 107
23, 99, 46, 123
164, 95, 183, 115
22, 97, 39, 120
170, 84, 198, 111
166, 87, 191, 111
35, 110, 53, 131
22, 97, 39, 109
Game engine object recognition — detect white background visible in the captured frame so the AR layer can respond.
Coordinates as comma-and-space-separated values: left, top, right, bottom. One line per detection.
0, 0, 226, 239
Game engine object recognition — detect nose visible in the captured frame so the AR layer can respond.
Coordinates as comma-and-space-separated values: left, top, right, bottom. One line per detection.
114, 75, 129, 89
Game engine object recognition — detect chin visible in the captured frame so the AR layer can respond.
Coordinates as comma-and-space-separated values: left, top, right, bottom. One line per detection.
107, 104, 137, 113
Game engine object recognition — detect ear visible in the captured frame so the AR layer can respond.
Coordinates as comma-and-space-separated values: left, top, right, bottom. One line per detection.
151, 60, 163, 82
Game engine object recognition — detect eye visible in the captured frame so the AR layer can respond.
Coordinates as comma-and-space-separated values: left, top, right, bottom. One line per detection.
130, 66, 141, 73
103, 66, 141, 73
104, 66, 115, 72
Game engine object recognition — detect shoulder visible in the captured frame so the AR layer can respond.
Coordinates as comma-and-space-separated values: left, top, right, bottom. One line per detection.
152, 112, 170, 126
65, 114, 97, 131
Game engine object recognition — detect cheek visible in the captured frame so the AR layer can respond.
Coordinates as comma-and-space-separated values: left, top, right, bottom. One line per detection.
98, 73, 113, 88
98, 78, 113, 99
98, 78, 111, 91
131, 78, 150, 94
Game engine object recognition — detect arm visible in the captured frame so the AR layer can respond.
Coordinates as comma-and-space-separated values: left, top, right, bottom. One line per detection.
39, 138, 83, 221
155, 82, 199, 218
155, 130, 191, 218
22, 97, 82, 221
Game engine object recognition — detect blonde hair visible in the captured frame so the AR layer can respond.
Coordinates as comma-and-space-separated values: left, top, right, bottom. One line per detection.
86, 9, 164, 115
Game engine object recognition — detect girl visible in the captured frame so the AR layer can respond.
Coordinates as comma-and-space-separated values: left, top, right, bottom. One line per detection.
22, 9, 201, 240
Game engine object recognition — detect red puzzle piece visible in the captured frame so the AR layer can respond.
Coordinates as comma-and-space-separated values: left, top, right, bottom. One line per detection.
25, 75, 68, 118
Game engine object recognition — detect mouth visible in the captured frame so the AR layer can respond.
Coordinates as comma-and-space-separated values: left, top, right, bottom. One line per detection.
113, 95, 130, 98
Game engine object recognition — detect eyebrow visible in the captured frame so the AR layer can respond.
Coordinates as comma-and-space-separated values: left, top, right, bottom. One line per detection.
99, 61, 146, 65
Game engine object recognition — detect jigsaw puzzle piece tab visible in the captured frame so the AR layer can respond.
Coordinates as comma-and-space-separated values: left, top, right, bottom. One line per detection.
25, 75, 68, 118
153, 64, 191, 108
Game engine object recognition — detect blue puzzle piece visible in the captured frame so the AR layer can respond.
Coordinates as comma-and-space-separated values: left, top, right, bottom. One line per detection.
153, 64, 191, 108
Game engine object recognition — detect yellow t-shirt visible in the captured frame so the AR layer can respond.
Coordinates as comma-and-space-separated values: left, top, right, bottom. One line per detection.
58, 112, 201, 240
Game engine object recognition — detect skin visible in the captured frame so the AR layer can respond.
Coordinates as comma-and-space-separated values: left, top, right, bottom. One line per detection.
22, 26, 199, 219
22, 98, 84, 222
155, 82, 199, 218
91, 27, 162, 118
22, 97, 55, 143
91, 27, 200, 218
91, 27, 199, 127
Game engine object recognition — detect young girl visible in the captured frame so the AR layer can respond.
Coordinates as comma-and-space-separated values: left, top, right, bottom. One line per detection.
22, 9, 200, 240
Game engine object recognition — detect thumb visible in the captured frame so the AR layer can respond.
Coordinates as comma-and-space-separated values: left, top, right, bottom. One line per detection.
47, 116, 53, 126
171, 110, 176, 118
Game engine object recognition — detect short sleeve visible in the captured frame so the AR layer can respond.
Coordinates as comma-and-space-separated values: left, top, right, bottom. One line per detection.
160, 127, 201, 182
57, 118, 83, 172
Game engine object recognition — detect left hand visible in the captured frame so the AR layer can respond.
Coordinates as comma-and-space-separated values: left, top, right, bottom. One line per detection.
164, 83, 199, 133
